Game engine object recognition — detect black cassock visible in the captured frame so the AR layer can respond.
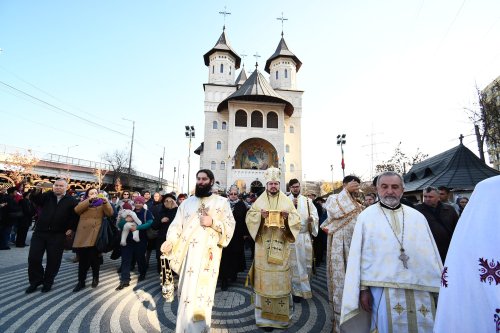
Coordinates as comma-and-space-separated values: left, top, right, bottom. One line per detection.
219, 200, 249, 281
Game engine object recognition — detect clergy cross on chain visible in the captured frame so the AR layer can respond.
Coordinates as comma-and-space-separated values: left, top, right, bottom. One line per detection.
399, 248, 409, 269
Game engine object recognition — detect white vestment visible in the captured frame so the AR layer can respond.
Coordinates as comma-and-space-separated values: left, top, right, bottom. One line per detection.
340, 203, 442, 333
434, 175, 500, 333
165, 194, 235, 333
321, 188, 364, 333
288, 194, 319, 299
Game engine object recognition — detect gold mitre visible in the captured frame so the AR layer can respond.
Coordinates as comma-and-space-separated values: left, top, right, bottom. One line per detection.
264, 167, 281, 183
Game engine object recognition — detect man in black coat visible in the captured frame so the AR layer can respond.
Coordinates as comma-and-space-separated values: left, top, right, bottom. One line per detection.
26, 179, 78, 293
415, 186, 459, 263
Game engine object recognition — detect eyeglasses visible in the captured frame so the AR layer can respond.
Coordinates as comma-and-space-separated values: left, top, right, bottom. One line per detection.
123, 193, 130, 196
290, 185, 300, 189
229, 193, 238, 196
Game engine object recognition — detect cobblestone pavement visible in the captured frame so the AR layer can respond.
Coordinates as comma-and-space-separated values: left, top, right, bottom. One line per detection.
0, 232, 332, 332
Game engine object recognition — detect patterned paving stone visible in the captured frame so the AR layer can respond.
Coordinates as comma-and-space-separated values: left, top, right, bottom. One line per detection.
0, 234, 332, 332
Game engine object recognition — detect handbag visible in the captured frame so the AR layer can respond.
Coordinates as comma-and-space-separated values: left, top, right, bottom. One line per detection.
96, 217, 118, 253
144, 210, 158, 239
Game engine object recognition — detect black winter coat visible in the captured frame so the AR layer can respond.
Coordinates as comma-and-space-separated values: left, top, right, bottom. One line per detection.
30, 190, 78, 233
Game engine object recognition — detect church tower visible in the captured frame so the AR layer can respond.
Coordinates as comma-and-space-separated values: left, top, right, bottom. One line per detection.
265, 35, 302, 90
196, 24, 304, 194
203, 28, 241, 85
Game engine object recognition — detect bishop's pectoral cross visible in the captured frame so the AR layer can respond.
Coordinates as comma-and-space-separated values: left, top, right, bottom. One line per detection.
399, 248, 409, 269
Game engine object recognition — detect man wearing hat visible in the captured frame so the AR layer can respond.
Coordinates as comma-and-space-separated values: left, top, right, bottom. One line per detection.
246, 167, 301, 331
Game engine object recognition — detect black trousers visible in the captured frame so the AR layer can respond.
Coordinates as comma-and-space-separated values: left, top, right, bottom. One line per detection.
76, 247, 100, 283
15, 218, 31, 247
28, 231, 65, 287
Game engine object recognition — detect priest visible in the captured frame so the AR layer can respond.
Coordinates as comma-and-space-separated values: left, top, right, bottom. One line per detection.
321, 175, 364, 333
160, 169, 235, 333
340, 171, 442, 333
287, 178, 319, 302
246, 167, 301, 331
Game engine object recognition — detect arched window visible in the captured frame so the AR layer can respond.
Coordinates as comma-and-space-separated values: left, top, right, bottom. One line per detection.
220, 64, 224, 73
285, 144, 290, 153
290, 164, 295, 172
267, 112, 278, 128
285, 69, 288, 78
220, 161, 225, 170
216, 141, 222, 150
235, 110, 247, 127
221, 121, 227, 130
275, 71, 279, 80
290, 125, 295, 133
251, 111, 263, 128
211, 161, 216, 170
212, 121, 218, 129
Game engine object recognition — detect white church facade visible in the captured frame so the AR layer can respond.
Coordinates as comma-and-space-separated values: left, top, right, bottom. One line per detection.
195, 28, 304, 193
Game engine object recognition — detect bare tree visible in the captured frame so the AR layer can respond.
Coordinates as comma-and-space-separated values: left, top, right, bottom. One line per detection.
466, 82, 500, 162
375, 142, 428, 174
101, 150, 129, 189
2, 150, 40, 184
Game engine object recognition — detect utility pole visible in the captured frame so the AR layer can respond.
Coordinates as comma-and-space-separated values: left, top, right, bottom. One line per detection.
172, 166, 176, 192
160, 146, 165, 191
123, 118, 135, 176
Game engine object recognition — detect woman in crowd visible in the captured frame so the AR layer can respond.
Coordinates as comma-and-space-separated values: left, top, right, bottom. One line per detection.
116, 196, 153, 290
151, 193, 178, 273
458, 197, 469, 215
72, 187, 114, 292
145, 192, 163, 269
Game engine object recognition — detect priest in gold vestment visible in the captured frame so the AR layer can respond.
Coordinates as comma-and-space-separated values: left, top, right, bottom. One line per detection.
161, 169, 235, 333
321, 175, 364, 333
340, 171, 442, 333
246, 167, 301, 331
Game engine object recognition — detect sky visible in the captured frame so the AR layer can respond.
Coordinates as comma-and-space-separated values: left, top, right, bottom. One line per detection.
1, 0, 500, 191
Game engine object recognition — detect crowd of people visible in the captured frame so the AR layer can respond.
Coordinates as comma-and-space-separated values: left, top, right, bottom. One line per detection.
0, 168, 495, 333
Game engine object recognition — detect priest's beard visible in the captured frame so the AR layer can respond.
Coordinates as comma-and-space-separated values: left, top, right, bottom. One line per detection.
380, 195, 401, 208
195, 183, 212, 198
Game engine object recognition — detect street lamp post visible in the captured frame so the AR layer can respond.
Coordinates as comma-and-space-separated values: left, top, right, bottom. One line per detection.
337, 134, 346, 178
158, 157, 163, 191
185, 125, 195, 194
172, 166, 176, 192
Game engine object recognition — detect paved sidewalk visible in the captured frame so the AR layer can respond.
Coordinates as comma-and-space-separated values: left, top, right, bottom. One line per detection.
0, 232, 332, 332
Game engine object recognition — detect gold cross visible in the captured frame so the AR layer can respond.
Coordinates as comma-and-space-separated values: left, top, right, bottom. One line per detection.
393, 303, 405, 315
418, 304, 430, 317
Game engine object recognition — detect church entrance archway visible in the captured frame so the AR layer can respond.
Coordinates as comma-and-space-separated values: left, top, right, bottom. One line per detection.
251, 180, 264, 195
234, 138, 278, 170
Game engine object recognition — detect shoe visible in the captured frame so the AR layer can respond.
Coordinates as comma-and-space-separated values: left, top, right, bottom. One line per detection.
72, 256, 79, 263
115, 282, 130, 290
117, 267, 122, 273
73, 282, 85, 292
91, 278, 99, 288
292, 295, 302, 303
138, 274, 146, 282
262, 327, 274, 332
0, 246, 11, 250
41, 284, 52, 293
25, 283, 41, 294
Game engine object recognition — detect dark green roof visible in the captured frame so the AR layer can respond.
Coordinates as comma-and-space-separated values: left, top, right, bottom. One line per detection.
217, 68, 294, 116
404, 143, 500, 191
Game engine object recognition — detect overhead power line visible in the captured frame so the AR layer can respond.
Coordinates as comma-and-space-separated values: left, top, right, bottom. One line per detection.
0, 79, 128, 137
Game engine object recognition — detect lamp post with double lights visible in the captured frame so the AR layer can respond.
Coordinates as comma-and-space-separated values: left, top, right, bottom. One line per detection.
337, 134, 346, 178
185, 125, 195, 194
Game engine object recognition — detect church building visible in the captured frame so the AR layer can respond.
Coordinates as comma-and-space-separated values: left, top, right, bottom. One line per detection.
195, 27, 304, 193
